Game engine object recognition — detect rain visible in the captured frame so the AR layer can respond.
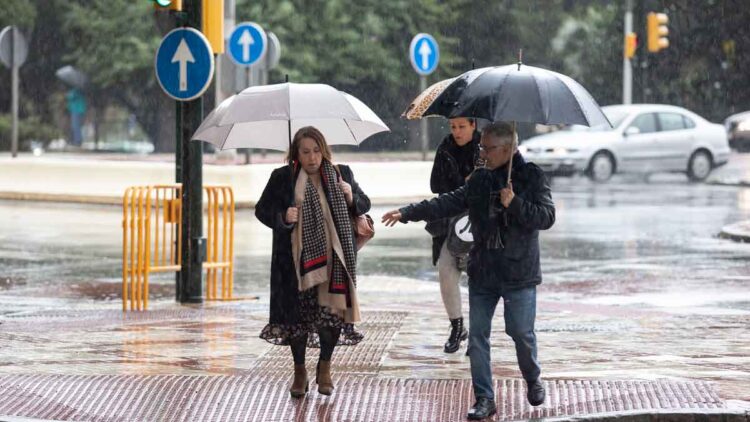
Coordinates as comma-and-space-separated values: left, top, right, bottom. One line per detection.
1, 1, 749, 421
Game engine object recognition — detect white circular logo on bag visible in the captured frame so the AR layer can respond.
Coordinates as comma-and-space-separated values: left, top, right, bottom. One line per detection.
453, 215, 474, 242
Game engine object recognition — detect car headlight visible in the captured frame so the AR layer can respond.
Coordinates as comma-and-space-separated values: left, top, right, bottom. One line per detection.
737, 121, 750, 132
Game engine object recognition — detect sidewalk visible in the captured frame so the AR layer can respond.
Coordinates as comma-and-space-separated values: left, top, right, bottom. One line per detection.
0, 277, 748, 421
0, 152, 436, 207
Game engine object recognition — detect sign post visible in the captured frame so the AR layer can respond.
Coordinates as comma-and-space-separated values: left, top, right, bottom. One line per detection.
228, 22, 267, 162
0, 26, 28, 158
409, 33, 439, 161
228, 21, 267, 88
155, 9, 214, 304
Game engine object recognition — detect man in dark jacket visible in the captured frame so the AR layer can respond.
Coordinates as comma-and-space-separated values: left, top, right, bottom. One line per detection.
382, 122, 555, 420
427, 117, 480, 354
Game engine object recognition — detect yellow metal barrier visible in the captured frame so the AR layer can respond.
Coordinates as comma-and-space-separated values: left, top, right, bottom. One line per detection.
122, 184, 235, 311
204, 186, 235, 301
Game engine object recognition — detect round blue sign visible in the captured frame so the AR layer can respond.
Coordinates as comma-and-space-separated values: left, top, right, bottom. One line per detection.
228, 22, 267, 66
155, 28, 214, 101
409, 33, 439, 76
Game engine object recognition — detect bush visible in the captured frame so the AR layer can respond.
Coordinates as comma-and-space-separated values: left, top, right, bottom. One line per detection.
0, 114, 62, 150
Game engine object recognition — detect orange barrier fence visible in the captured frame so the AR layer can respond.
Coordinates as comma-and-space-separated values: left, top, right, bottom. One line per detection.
122, 184, 235, 311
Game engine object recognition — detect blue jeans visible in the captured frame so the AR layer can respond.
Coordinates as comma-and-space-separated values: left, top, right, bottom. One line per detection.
467, 283, 540, 400
70, 112, 83, 146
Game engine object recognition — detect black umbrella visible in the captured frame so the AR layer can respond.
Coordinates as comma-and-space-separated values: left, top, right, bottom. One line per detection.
411, 64, 611, 127
404, 57, 611, 181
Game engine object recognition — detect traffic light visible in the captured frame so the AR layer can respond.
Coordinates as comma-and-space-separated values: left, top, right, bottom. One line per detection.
624, 32, 637, 59
202, 0, 224, 54
153, 0, 182, 11
647, 12, 669, 53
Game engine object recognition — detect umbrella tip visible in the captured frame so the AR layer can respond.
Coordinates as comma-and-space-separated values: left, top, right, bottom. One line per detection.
517, 49, 523, 70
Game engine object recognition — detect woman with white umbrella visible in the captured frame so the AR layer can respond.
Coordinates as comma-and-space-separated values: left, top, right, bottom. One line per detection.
255, 126, 371, 398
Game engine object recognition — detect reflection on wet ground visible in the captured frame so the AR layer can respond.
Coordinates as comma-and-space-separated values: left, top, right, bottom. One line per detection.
0, 178, 749, 406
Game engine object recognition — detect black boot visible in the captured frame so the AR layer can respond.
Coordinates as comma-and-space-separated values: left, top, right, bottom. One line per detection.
444, 317, 468, 353
527, 378, 546, 406
467, 397, 496, 420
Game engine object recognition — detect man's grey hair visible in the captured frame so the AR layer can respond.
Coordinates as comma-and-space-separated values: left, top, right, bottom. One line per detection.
481, 121, 518, 147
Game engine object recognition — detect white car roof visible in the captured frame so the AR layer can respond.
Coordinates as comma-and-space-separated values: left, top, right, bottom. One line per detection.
602, 104, 694, 114
602, 104, 708, 124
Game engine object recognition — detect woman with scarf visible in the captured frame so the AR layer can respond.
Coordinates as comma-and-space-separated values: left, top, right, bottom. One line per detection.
256, 126, 371, 398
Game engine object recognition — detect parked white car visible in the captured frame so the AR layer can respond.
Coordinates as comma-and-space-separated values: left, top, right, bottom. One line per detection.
520, 104, 730, 182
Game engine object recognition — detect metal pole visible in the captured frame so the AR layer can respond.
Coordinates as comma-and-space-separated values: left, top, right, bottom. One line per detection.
244, 66, 251, 164
419, 75, 428, 161
179, 0, 204, 304
175, 99, 182, 298
623, 0, 633, 105
10, 27, 19, 158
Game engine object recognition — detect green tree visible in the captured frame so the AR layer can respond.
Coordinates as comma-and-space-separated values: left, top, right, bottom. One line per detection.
60, 1, 175, 151
549, 3, 624, 107
236, 0, 462, 150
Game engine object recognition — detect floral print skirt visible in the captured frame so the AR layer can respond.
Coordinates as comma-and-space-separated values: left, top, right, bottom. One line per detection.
259, 286, 364, 348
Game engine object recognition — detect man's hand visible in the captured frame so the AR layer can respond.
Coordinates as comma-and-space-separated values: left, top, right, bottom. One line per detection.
500, 182, 515, 208
285, 206, 299, 224
339, 180, 353, 205
381, 209, 402, 227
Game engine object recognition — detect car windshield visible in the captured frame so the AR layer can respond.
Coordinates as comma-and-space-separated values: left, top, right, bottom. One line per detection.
563, 108, 629, 132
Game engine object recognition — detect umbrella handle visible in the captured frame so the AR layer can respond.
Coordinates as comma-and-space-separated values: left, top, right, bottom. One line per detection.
507, 121, 516, 185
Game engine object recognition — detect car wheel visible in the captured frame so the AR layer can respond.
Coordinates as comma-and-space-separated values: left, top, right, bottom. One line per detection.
687, 150, 712, 182
587, 151, 614, 182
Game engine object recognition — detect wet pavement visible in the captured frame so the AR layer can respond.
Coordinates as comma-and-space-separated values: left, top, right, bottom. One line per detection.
1, 155, 750, 420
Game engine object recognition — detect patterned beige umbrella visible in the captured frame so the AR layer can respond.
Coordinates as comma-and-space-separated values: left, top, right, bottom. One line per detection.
401, 77, 457, 120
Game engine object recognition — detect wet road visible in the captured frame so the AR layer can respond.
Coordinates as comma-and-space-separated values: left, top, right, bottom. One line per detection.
2, 171, 749, 309
1, 162, 749, 404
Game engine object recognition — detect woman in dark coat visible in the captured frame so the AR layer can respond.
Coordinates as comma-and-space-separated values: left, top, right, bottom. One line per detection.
255, 126, 371, 398
427, 117, 481, 354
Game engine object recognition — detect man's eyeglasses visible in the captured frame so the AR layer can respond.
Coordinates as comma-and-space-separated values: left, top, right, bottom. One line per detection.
479, 144, 505, 152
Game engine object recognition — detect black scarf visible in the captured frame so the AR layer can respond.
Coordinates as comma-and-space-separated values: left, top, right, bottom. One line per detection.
298, 160, 357, 299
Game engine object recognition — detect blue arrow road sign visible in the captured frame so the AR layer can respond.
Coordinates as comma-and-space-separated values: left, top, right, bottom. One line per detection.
228, 22, 267, 66
155, 27, 214, 101
409, 33, 439, 75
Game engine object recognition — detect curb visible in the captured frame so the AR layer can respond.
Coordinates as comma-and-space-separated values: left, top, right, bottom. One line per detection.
0, 191, 431, 209
541, 409, 749, 421
707, 180, 750, 188
719, 221, 750, 243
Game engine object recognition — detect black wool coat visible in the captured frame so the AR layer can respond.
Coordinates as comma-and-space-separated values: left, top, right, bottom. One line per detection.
401, 153, 555, 290
427, 131, 480, 264
255, 164, 371, 325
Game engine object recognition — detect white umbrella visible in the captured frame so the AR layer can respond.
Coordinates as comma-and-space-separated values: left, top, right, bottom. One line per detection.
191, 82, 389, 151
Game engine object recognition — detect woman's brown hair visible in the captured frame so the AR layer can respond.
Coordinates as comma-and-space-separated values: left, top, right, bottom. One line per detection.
286, 126, 333, 165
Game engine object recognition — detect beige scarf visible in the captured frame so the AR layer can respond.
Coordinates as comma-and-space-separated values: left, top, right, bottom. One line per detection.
292, 169, 360, 323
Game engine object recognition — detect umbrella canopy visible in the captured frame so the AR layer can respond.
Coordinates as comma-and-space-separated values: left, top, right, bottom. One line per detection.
192, 82, 389, 151
55, 65, 87, 90
403, 64, 611, 128
402, 76, 456, 120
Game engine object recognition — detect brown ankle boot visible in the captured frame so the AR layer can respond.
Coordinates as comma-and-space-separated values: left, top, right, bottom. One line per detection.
316, 360, 334, 395
290, 364, 308, 398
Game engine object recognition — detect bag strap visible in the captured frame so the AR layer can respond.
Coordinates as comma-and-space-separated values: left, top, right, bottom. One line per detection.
333, 164, 343, 181
333, 164, 356, 215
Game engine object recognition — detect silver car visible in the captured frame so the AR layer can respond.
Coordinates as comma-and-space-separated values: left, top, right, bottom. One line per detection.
520, 104, 730, 182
